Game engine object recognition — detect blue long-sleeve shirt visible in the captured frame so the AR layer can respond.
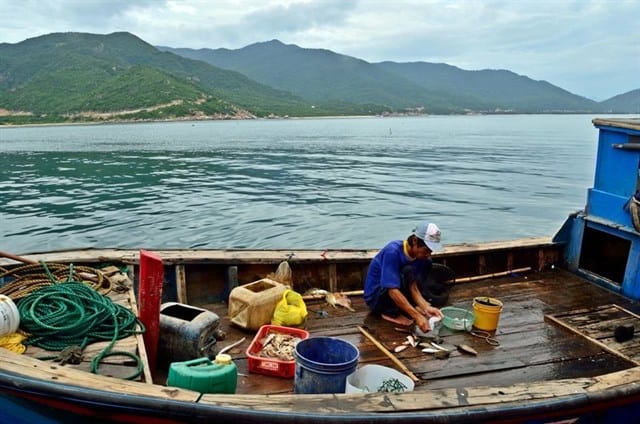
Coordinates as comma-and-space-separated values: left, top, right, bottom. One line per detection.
363, 240, 431, 307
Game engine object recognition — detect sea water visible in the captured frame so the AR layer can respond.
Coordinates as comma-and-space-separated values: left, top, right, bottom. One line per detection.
0, 114, 629, 254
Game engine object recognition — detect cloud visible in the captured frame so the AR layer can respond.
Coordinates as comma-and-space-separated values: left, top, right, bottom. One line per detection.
1, 0, 638, 100
241, 0, 356, 34
0, 0, 156, 37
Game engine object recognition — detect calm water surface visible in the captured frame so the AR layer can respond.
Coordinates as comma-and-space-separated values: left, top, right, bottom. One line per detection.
0, 115, 605, 253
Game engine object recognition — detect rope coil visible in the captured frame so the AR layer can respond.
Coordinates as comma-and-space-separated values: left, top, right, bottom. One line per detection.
0, 262, 110, 300
18, 282, 140, 350
18, 280, 145, 379
1, 261, 145, 380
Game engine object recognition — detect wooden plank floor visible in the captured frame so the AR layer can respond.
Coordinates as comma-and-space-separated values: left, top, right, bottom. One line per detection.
207, 268, 640, 395
21, 267, 638, 393
547, 304, 640, 365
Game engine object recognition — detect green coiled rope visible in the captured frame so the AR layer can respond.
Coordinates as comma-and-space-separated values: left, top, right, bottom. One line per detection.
17, 263, 146, 380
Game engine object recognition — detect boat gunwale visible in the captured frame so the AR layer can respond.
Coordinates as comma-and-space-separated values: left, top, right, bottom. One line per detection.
0, 236, 559, 266
1, 347, 640, 423
1, 235, 633, 422
592, 118, 640, 133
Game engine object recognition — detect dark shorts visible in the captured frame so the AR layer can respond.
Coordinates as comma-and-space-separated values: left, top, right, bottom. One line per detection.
368, 263, 453, 315
368, 264, 416, 317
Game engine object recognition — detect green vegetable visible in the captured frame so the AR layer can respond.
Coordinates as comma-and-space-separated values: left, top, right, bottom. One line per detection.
377, 378, 408, 393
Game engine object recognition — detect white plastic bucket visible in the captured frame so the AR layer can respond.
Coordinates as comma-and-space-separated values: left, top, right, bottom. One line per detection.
0, 295, 20, 336
345, 364, 414, 394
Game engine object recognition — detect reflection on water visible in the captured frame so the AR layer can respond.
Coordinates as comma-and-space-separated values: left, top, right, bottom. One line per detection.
0, 115, 600, 253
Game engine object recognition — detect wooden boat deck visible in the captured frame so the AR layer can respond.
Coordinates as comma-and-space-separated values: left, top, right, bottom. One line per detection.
15, 265, 640, 396
206, 268, 640, 395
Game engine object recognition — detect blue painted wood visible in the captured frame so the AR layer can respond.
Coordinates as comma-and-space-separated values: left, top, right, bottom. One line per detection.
587, 189, 634, 229
590, 123, 640, 227
553, 213, 584, 272
587, 121, 640, 300
625, 236, 640, 299
522, 402, 640, 424
556, 121, 640, 300
0, 394, 60, 424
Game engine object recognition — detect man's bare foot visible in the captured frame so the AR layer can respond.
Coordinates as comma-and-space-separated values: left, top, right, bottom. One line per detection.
382, 314, 414, 326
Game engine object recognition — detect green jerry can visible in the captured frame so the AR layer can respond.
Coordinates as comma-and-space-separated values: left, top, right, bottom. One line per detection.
167, 354, 237, 394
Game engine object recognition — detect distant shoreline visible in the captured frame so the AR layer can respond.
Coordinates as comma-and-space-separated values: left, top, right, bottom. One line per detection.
4, 111, 634, 129
0, 114, 380, 129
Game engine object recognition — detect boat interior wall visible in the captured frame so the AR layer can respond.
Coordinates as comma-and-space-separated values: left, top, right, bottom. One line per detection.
437, 248, 554, 278
552, 212, 578, 245
589, 120, 640, 231
116, 249, 565, 316
131, 261, 371, 307
564, 119, 640, 301
580, 225, 630, 284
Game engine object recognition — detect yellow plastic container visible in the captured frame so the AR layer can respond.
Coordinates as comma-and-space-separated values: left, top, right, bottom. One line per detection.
472, 297, 503, 331
228, 278, 287, 330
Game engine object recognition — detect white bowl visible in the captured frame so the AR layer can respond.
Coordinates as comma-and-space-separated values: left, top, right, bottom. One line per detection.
345, 364, 415, 394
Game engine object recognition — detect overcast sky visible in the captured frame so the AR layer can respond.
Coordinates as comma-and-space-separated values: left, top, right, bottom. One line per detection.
1, 0, 638, 101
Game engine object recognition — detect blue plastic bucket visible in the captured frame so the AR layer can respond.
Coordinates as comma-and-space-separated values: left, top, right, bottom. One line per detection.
294, 336, 359, 394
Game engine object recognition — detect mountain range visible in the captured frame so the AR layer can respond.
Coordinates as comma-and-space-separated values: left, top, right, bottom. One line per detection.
0, 32, 638, 125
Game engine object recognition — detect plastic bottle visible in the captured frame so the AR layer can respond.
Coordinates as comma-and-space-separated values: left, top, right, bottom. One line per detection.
212, 353, 238, 394
167, 354, 237, 394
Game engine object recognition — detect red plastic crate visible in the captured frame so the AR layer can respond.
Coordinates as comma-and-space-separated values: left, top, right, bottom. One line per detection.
246, 324, 309, 378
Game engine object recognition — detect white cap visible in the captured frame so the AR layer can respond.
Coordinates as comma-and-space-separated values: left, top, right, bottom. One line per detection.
412, 221, 443, 251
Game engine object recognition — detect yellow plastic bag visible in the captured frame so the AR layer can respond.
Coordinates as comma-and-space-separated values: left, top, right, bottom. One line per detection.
271, 289, 308, 328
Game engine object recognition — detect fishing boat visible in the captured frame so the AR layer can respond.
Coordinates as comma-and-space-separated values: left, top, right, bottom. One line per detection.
0, 117, 639, 423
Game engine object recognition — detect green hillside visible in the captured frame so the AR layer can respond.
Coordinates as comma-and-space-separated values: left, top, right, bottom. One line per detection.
1, 32, 637, 126
600, 89, 640, 113
375, 61, 600, 112
162, 40, 486, 113
0, 32, 373, 125
161, 40, 608, 114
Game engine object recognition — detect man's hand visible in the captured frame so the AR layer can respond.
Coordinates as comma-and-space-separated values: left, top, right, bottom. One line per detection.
423, 305, 443, 318
415, 314, 430, 333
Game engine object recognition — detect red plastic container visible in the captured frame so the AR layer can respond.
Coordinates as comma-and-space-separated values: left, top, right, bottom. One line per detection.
246, 324, 309, 378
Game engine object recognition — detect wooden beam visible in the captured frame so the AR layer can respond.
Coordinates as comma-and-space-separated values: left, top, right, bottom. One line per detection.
0, 250, 37, 264
537, 247, 545, 271
357, 326, 419, 382
175, 264, 187, 304
614, 304, 640, 320
200, 376, 601, 413
328, 263, 337, 293
226, 265, 239, 300
544, 313, 640, 366
127, 287, 153, 384
0, 348, 198, 401
455, 267, 532, 283
478, 255, 487, 275
0, 237, 557, 267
